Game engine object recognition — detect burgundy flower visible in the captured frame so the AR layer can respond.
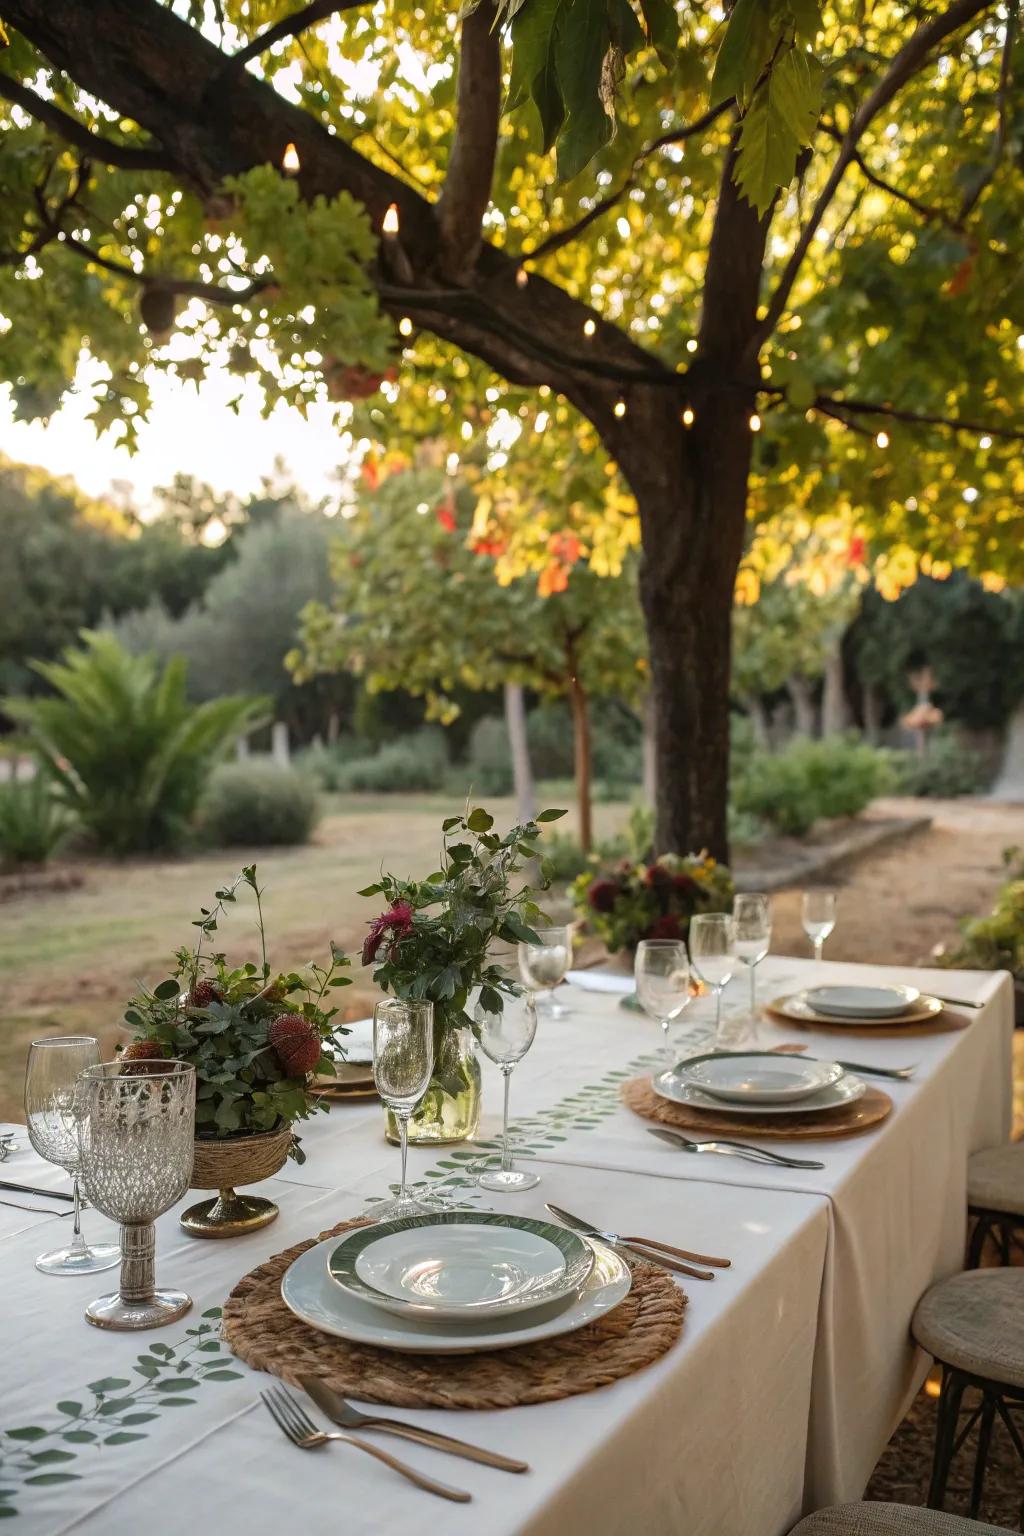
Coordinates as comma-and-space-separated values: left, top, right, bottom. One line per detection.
672, 874, 697, 900
587, 879, 620, 915
361, 900, 415, 966
647, 913, 683, 941
645, 864, 673, 889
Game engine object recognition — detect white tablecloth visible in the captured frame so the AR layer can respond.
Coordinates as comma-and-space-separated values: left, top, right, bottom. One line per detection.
0, 955, 1013, 1534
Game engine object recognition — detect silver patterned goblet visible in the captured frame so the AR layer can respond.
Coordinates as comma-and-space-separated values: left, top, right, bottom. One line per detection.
76, 1061, 196, 1331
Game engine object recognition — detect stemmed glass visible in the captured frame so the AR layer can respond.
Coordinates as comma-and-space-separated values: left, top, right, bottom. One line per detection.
634, 940, 691, 1060
518, 925, 572, 1018
24, 1037, 120, 1276
476, 991, 539, 1193
733, 894, 772, 1020
76, 1060, 195, 1329
373, 999, 434, 1219
689, 914, 736, 1046
802, 890, 837, 962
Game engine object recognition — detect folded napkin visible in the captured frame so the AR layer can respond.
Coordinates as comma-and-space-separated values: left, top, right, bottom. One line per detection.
566, 970, 634, 995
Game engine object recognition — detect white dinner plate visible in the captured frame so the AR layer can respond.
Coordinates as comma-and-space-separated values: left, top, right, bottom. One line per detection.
282, 1232, 631, 1353
328, 1212, 594, 1321
675, 1051, 845, 1104
805, 985, 920, 1019
653, 1068, 866, 1116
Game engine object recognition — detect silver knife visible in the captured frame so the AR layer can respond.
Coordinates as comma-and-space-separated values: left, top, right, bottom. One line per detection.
646, 1127, 825, 1170
544, 1202, 717, 1281
300, 1376, 529, 1471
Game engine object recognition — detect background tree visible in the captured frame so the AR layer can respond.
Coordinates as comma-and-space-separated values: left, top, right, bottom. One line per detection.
293, 459, 647, 848
1, 0, 1021, 857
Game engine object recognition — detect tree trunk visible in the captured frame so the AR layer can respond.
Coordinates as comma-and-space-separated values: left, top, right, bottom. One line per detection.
503, 680, 535, 824
568, 674, 593, 853
863, 684, 884, 745
642, 691, 657, 807
820, 645, 848, 737
788, 676, 819, 738
745, 695, 771, 749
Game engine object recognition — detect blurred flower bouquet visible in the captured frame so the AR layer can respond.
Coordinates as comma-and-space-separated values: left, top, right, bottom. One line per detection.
572, 852, 734, 955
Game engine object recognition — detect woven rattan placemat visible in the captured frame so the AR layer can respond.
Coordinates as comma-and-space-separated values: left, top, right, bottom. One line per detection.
764, 1002, 968, 1039
622, 1073, 892, 1140
223, 1218, 685, 1409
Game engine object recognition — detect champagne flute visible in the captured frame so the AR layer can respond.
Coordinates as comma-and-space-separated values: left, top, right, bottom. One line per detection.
24, 1037, 120, 1276
518, 925, 572, 1018
373, 999, 433, 1219
476, 992, 539, 1192
76, 1060, 195, 1330
733, 894, 772, 1020
634, 939, 691, 1060
688, 914, 736, 1047
802, 890, 837, 962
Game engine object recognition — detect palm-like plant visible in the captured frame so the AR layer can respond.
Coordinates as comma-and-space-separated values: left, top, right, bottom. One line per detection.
5, 632, 263, 855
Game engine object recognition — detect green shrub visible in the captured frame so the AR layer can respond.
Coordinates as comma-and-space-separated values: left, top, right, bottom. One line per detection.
334, 727, 449, 793
940, 851, 1024, 981
199, 761, 319, 846
527, 706, 574, 779
296, 736, 361, 792
4, 632, 262, 855
467, 716, 514, 796
541, 831, 592, 883
731, 735, 892, 836
0, 773, 72, 865
892, 730, 994, 798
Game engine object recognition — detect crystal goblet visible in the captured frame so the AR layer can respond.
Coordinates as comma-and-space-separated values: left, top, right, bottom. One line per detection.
76, 1061, 196, 1331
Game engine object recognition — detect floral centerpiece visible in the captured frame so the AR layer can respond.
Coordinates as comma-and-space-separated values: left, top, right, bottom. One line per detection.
120, 865, 351, 1234
360, 803, 565, 1144
572, 852, 734, 956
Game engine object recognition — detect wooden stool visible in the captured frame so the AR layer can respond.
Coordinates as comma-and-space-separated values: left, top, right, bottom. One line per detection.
967, 1145, 1024, 1268
912, 1270, 1024, 1520
789, 1502, 1005, 1534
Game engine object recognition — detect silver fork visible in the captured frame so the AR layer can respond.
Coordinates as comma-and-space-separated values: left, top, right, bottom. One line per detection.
260, 1386, 471, 1502
647, 1127, 825, 1170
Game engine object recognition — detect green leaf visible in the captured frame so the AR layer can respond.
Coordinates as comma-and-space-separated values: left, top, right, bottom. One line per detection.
734, 50, 822, 215
710, 0, 777, 108
201, 1369, 244, 1381
785, 0, 822, 43
62, 1431, 97, 1444
56, 1402, 82, 1417
24, 1474, 81, 1487
6, 1428, 47, 1442
357, 883, 384, 897
440, 817, 462, 832
466, 807, 494, 832
28, 1450, 76, 1465
118, 1413, 159, 1425
536, 808, 567, 822
153, 979, 181, 1001
104, 1433, 148, 1445
555, 0, 613, 181
638, 0, 678, 65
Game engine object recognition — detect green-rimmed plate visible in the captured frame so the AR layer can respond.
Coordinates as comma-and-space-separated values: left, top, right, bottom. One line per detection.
327, 1211, 595, 1322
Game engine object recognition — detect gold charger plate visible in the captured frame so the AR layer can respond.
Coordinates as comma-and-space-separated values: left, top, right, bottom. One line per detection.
764, 991, 964, 1037
623, 1074, 892, 1140
311, 1063, 378, 1101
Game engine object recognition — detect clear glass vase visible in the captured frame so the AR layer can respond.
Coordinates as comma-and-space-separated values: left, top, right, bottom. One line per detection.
385, 1022, 481, 1145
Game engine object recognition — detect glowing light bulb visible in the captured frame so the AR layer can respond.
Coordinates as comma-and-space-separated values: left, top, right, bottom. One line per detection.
398, 316, 413, 337
875, 430, 890, 449
749, 412, 761, 432
614, 398, 627, 418
583, 318, 596, 338
460, 420, 472, 441
515, 266, 528, 289
682, 406, 695, 427
686, 339, 698, 353
281, 143, 301, 174
962, 485, 979, 503
382, 203, 400, 235
979, 434, 992, 449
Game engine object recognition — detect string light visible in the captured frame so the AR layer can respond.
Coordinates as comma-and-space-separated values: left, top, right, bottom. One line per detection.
686, 339, 698, 353
749, 412, 761, 432
398, 316, 413, 337
614, 398, 627, 418
281, 143, 301, 174
460, 421, 473, 441
963, 486, 979, 503
583, 318, 596, 338
682, 406, 695, 427
382, 203, 400, 235
979, 435, 992, 449
875, 430, 890, 449
515, 266, 528, 289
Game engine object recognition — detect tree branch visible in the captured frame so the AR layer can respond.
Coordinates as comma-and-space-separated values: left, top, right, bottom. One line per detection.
526, 100, 734, 263
957, 0, 1018, 222
61, 229, 267, 305
229, 0, 368, 69
819, 123, 965, 231
434, 0, 501, 281
753, 0, 996, 351
814, 392, 1024, 442
0, 73, 175, 170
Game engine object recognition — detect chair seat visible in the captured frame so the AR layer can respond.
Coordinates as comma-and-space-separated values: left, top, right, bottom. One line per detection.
968, 1144, 1024, 1217
912, 1269, 1024, 1389
789, 1501, 1006, 1534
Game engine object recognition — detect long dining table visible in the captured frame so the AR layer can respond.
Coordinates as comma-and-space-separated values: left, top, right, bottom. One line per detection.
0, 955, 1014, 1536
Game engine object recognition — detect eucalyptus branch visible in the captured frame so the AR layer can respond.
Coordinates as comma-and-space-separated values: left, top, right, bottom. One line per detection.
0, 74, 174, 170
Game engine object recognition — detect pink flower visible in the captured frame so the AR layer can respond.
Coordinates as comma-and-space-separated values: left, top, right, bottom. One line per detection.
362, 901, 415, 966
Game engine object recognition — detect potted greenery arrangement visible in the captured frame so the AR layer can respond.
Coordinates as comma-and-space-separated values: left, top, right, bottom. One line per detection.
938, 849, 1024, 1025
360, 804, 565, 1144
572, 852, 734, 959
121, 865, 351, 1236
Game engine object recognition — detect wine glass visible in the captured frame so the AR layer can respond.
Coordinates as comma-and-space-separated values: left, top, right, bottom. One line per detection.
76, 1060, 195, 1330
518, 925, 572, 1018
802, 890, 837, 962
733, 894, 772, 1020
634, 940, 691, 1060
476, 992, 539, 1193
24, 1037, 120, 1276
373, 999, 433, 1219
688, 913, 736, 1046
